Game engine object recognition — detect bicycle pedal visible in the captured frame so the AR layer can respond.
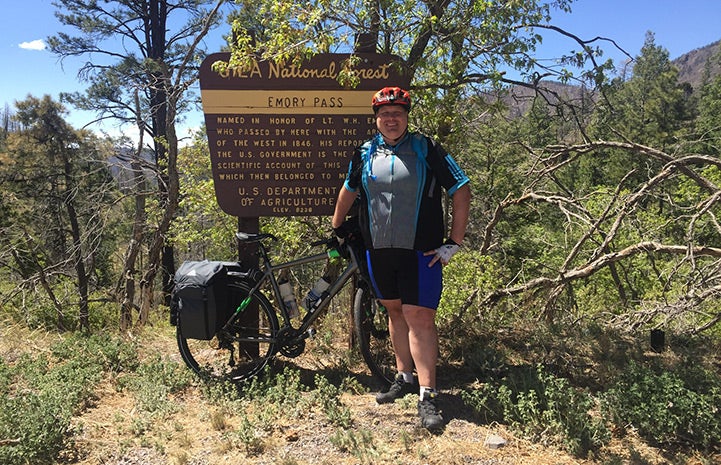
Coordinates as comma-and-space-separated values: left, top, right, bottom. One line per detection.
306, 327, 316, 338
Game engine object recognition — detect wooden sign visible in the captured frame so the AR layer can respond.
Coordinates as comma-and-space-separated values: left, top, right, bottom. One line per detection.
199, 52, 409, 217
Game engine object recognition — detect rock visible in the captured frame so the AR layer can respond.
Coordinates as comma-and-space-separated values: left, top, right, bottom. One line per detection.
484, 433, 507, 449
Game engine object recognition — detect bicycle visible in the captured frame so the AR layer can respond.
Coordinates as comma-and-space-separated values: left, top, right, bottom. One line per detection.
173, 228, 396, 386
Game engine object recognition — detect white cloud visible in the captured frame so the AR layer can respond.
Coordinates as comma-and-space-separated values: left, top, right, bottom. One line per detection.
19, 39, 46, 51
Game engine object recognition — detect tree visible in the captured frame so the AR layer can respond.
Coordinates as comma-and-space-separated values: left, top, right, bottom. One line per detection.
0, 96, 117, 330
47, 0, 229, 329
220, 0, 624, 145
696, 44, 721, 156
172, 130, 238, 262
596, 32, 694, 148
219, 0, 687, 326
1, 104, 19, 141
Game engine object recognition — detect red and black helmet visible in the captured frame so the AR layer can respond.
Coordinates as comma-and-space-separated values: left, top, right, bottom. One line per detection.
371, 86, 411, 113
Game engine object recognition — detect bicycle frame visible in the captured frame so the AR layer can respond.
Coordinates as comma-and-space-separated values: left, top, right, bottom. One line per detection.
225, 237, 362, 340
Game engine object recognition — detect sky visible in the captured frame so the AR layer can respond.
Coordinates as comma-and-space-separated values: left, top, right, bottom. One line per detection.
1, 0, 720, 136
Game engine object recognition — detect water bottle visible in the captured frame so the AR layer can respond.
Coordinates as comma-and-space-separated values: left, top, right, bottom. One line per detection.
303, 276, 331, 311
279, 279, 299, 319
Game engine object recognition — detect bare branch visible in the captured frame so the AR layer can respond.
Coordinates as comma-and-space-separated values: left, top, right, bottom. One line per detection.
482, 242, 721, 308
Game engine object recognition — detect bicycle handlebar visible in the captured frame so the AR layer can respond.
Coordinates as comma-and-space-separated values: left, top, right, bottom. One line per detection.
310, 237, 339, 248
236, 231, 355, 260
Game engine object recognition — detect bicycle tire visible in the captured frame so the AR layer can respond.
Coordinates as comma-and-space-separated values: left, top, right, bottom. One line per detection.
353, 283, 395, 386
177, 278, 279, 383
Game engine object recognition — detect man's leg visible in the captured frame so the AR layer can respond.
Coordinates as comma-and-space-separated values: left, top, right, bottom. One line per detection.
375, 298, 417, 403
383, 298, 413, 372
402, 305, 437, 388
404, 304, 444, 432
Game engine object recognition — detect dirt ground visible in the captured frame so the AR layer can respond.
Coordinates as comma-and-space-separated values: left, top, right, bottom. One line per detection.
64, 331, 696, 465
70, 376, 600, 465
2, 322, 717, 465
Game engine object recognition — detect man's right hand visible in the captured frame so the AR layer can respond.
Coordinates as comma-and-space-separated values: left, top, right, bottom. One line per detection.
333, 223, 350, 243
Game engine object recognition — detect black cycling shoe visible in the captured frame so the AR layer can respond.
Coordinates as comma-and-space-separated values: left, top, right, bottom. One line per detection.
417, 391, 444, 432
375, 374, 417, 404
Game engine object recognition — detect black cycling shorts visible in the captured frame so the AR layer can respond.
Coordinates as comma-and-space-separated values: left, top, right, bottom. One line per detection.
365, 248, 443, 309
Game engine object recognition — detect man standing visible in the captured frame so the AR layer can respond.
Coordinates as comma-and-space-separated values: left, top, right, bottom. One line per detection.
332, 87, 471, 432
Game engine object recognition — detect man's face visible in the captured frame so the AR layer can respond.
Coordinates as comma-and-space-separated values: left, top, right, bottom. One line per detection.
375, 105, 408, 142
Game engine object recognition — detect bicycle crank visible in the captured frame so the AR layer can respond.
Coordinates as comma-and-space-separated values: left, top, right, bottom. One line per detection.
276, 326, 306, 358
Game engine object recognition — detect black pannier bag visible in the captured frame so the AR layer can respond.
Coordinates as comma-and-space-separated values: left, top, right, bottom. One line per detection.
171, 260, 232, 340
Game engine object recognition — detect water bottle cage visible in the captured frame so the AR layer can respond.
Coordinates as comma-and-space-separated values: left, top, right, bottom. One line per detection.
307, 290, 327, 311
318, 291, 332, 309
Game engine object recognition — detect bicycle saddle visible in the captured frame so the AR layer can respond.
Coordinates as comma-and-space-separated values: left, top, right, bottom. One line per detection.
235, 232, 278, 243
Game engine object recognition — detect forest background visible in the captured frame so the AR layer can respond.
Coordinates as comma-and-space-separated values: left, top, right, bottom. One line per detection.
2, 1, 721, 464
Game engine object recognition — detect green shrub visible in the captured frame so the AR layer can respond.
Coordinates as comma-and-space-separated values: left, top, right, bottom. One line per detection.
0, 332, 137, 465
0, 357, 10, 395
114, 355, 193, 419
462, 364, 610, 458
437, 250, 502, 323
312, 374, 352, 428
134, 355, 194, 394
0, 354, 99, 465
0, 386, 74, 465
50, 332, 139, 374
460, 383, 505, 424
602, 361, 721, 450
329, 428, 378, 461
241, 366, 305, 409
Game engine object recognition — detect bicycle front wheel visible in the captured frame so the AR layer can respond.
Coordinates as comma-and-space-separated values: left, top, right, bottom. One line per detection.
353, 283, 395, 386
177, 279, 279, 384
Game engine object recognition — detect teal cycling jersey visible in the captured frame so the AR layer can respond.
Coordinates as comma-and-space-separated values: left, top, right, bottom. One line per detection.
343, 132, 469, 251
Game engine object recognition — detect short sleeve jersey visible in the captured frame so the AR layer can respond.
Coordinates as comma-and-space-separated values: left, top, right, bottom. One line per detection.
343, 132, 469, 251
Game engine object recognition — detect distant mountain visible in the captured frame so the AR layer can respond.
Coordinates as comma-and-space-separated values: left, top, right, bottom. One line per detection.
673, 40, 721, 92
500, 39, 721, 117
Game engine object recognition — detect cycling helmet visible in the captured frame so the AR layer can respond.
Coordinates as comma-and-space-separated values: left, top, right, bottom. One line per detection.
372, 87, 411, 113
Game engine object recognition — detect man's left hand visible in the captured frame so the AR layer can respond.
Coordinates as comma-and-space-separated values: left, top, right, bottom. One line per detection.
425, 239, 460, 267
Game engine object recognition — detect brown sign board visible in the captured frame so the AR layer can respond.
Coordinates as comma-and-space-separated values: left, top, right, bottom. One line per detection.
199, 52, 410, 217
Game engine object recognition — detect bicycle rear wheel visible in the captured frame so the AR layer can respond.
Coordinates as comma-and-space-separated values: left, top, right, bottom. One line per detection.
177, 279, 279, 383
353, 283, 395, 385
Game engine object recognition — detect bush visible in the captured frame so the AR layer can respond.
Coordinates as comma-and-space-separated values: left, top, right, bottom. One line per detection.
50, 332, 139, 374
462, 364, 610, 458
0, 384, 75, 465
602, 361, 721, 450
0, 333, 138, 465
0, 351, 100, 464
115, 355, 194, 417
437, 250, 502, 324
241, 366, 306, 408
